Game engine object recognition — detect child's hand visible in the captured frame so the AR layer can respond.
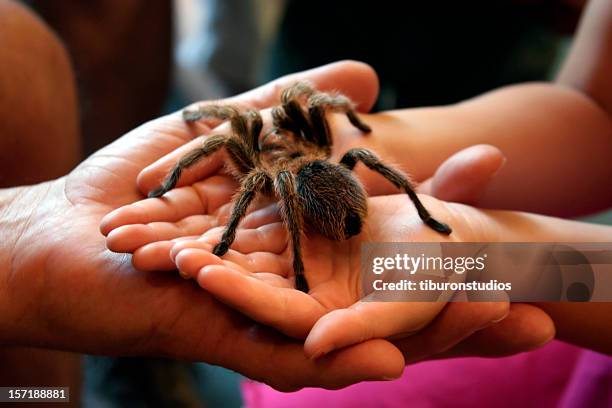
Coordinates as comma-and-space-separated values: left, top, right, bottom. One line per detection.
168, 193, 557, 363
167, 194, 494, 358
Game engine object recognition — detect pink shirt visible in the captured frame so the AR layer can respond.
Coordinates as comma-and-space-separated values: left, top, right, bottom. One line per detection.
242, 341, 612, 407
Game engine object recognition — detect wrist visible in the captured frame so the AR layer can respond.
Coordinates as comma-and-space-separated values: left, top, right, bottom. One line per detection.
447, 202, 612, 243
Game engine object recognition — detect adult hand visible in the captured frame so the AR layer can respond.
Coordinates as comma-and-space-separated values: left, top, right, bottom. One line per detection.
1, 61, 414, 391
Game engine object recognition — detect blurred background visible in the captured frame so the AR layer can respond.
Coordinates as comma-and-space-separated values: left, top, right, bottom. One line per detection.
19, 0, 608, 406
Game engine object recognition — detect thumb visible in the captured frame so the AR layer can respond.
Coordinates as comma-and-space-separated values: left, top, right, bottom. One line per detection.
418, 144, 506, 204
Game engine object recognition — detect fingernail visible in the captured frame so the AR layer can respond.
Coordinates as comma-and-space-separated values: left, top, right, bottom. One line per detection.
309, 348, 332, 360
491, 313, 508, 324
490, 155, 508, 178
178, 269, 191, 280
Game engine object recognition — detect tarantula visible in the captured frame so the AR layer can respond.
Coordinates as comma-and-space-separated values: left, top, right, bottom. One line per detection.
149, 82, 451, 292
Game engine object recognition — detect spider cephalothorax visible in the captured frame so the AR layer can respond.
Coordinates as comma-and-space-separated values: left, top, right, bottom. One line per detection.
149, 82, 451, 292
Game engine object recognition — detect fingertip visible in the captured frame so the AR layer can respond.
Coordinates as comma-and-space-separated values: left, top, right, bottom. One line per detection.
137, 163, 165, 197
170, 240, 213, 262
99, 212, 115, 236
325, 60, 380, 112
106, 224, 151, 253
304, 326, 331, 360
175, 247, 221, 279
330, 339, 405, 384
505, 304, 556, 349
489, 301, 511, 324
100, 205, 141, 236
466, 144, 507, 176
304, 309, 363, 360
431, 144, 507, 204
371, 342, 406, 381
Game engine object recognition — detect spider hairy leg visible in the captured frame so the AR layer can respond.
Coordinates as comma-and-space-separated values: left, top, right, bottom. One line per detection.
182, 104, 240, 123
278, 81, 371, 151
270, 105, 304, 139
308, 93, 372, 133
339, 148, 452, 234
212, 171, 272, 256
281, 81, 316, 103
148, 134, 228, 198
149, 133, 256, 198
277, 82, 317, 143
244, 110, 263, 152
183, 104, 262, 153
275, 170, 309, 293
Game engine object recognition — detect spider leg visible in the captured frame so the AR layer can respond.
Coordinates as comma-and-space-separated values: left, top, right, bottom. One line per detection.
307, 103, 333, 150
283, 100, 314, 142
339, 148, 452, 234
281, 81, 316, 103
212, 171, 272, 256
271, 105, 301, 136
183, 104, 240, 124
244, 110, 263, 153
148, 135, 255, 198
308, 93, 372, 134
275, 170, 309, 293
306, 93, 372, 153
183, 104, 259, 153
279, 82, 316, 143
278, 82, 334, 148
148, 134, 227, 198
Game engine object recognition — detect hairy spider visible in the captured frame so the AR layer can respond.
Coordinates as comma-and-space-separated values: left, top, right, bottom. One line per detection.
149, 82, 451, 293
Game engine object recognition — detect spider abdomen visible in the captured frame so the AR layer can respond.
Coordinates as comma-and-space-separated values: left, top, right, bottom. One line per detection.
296, 161, 367, 241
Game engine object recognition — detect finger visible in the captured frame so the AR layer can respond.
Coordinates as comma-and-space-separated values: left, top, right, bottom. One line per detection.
224, 327, 404, 391
392, 301, 510, 364
105, 214, 218, 253
131, 236, 200, 271
173, 245, 289, 278
239, 203, 282, 229
435, 303, 555, 359
305, 301, 448, 359
137, 60, 379, 195
417, 144, 506, 204
175, 254, 326, 338
100, 176, 236, 235
194, 263, 322, 339
221, 222, 288, 255
171, 222, 288, 259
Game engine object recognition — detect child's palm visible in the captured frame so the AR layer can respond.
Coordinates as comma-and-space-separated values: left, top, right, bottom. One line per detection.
167, 194, 461, 359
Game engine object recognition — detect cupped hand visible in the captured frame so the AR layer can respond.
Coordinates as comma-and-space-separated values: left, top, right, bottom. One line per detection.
2, 61, 418, 391
169, 192, 554, 364
165, 192, 482, 354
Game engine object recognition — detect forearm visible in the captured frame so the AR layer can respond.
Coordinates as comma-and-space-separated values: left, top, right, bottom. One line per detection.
558, 0, 612, 115
451, 202, 612, 354
367, 83, 612, 216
